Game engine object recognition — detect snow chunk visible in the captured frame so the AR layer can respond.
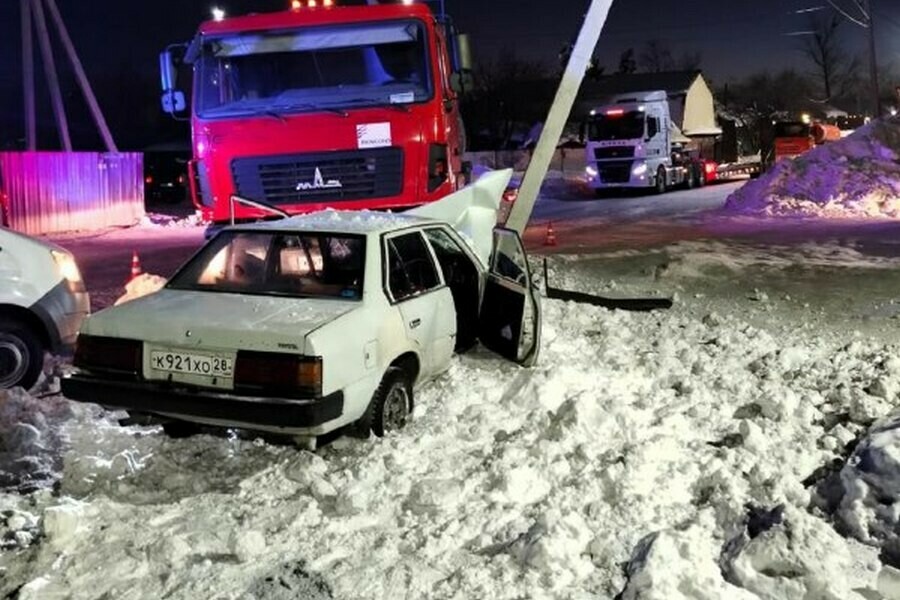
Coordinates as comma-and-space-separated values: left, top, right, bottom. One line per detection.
115, 273, 167, 305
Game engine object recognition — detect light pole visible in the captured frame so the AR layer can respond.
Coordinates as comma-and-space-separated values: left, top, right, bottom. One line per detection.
858, 0, 881, 117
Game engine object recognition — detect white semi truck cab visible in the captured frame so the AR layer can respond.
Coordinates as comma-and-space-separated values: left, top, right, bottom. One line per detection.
584, 90, 704, 195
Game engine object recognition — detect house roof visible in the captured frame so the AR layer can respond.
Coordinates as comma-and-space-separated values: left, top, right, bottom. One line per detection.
582, 70, 703, 98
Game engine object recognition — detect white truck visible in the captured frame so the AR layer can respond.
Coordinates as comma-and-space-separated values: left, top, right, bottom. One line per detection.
584, 90, 710, 195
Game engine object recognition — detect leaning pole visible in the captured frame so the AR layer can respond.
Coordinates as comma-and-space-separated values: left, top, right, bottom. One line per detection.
504, 0, 614, 234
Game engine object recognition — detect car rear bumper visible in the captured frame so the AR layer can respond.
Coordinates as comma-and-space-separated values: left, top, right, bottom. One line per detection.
61, 374, 344, 429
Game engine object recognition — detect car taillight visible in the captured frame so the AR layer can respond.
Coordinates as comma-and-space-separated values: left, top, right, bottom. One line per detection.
74, 335, 143, 377
427, 144, 449, 192
234, 352, 322, 397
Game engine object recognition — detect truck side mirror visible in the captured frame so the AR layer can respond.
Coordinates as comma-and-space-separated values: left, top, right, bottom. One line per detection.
159, 49, 186, 114
161, 90, 187, 114
455, 33, 473, 72
450, 72, 474, 95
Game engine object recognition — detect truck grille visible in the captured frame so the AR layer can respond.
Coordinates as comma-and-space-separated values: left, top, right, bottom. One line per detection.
231, 148, 404, 205
598, 161, 634, 184
594, 146, 635, 160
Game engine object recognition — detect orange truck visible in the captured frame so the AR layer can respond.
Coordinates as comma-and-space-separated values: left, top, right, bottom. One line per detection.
773, 120, 841, 162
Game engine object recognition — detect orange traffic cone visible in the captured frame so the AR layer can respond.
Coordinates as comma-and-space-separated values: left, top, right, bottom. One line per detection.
128, 251, 142, 283
544, 222, 558, 246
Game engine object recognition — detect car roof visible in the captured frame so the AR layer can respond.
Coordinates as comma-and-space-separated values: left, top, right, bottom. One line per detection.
228, 209, 441, 236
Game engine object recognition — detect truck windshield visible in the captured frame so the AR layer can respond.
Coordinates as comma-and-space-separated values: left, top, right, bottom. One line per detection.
587, 111, 645, 141
167, 231, 365, 300
195, 20, 431, 119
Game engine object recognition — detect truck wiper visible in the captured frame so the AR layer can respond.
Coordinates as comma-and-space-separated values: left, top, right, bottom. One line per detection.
343, 98, 412, 113
259, 103, 350, 118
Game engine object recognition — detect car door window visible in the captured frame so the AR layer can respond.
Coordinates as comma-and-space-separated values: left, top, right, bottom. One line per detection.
387, 231, 440, 301
491, 231, 528, 286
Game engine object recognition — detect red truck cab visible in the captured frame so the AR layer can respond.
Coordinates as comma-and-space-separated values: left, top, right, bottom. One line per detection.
160, 2, 471, 226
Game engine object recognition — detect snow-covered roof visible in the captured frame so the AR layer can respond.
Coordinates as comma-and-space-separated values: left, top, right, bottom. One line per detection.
230, 209, 433, 235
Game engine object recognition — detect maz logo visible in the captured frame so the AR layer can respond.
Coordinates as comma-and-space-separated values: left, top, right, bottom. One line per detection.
296, 168, 342, 191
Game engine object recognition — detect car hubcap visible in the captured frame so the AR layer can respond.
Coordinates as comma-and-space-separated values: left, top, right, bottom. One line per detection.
0, 335, 29, 389
382, 384, 409, 432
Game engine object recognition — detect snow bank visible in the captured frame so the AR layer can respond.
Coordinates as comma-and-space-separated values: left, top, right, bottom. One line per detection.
726, 117, 900, 218
2, 292, 898, 598
115, 273, 167, 305
139, 211, 207, 229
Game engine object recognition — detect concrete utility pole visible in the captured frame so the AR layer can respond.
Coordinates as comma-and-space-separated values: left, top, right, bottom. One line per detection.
19, 0, 119, 153
21, 0, 36, 150
504, 0, 614, 233
859, 0, 881, 117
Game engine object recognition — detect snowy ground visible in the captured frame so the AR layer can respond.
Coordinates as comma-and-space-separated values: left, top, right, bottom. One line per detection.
4, 237, 900, 599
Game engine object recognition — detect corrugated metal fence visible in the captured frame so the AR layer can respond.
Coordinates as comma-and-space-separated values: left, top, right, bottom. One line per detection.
0, 152, 145, 235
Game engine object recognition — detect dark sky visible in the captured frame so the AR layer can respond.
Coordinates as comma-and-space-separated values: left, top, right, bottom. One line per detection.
1, 0, 898, 147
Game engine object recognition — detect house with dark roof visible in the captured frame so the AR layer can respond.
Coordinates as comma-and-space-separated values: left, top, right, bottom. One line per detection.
577, 70, 721, 141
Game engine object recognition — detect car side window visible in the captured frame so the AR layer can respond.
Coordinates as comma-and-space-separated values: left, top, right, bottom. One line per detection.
387, 231, 440, 301
492, 231, 528, 285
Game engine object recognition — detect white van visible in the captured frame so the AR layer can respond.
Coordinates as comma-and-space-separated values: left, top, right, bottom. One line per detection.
0, 227, 90, 390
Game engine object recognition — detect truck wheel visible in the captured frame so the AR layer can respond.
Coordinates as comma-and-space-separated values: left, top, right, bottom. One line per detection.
655, 167, 667, 194
0, 318, 44, 391
685, 168, 696, 189
355, 367, 413, 438
161, 420, 201, 439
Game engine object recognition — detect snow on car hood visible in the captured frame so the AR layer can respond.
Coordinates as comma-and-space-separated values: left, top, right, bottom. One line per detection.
82, 288, 357, 352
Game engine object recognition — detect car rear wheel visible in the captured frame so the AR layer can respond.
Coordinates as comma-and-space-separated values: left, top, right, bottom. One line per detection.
356, 367, 413, 438
0, 318, 44, 391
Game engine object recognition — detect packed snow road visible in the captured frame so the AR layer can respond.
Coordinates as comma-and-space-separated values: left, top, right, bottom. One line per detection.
4, 237, 900, 599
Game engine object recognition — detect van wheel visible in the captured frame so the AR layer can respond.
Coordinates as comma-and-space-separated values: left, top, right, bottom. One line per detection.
355, 367, 413, 438
0, 318, 44, 391
655, 167, 667, 194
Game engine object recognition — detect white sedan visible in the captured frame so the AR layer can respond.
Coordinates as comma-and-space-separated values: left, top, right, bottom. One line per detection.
61, 171, 540, 444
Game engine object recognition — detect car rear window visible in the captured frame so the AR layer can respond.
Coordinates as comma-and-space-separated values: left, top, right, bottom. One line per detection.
168, 231, 365, 299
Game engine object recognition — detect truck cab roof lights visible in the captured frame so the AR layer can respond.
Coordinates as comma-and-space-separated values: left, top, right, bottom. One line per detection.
606, 109, 625, 117
292, 0, 334, 8
211, 7, 226, 21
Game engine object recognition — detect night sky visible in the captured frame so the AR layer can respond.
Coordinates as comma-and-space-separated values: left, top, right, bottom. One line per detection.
0, 0, 898, 148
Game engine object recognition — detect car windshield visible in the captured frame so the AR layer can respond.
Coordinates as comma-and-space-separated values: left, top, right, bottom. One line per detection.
195, 19, 431, 119
167, 231, 365, 299
587, 111, 646, 141
774, 122, 810, 138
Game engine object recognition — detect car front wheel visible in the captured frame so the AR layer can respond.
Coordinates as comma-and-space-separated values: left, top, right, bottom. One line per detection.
0, 318, 44, 391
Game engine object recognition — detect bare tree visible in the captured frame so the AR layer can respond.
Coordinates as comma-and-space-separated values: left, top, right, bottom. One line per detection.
638, 40, 674, 73
617, 48, 637, 74
676, 50, 703, 71
801, 13, 857, 102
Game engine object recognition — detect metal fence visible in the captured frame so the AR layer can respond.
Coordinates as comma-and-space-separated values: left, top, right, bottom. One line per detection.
0, 152, 145, 235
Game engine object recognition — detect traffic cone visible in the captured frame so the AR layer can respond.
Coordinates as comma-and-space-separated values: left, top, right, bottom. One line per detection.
128, 251, 142, 283
544, 222, 557, 246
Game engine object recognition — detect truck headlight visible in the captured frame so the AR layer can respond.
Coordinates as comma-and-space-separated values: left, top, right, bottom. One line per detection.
632, 162, 648, 176
585, 165, 598, 178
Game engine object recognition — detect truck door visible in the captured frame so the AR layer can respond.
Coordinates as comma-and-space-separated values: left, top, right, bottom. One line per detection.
384, 230, 456, 377
477, 228, 541, 367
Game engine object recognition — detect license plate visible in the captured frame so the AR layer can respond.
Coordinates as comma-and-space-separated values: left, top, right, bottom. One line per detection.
150, 350, 233, 377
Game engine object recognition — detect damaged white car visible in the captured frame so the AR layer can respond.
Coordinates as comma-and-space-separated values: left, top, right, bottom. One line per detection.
62, 170, 540, 443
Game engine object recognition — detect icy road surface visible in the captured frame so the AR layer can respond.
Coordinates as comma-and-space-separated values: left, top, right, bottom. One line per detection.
4, 237, 900, 599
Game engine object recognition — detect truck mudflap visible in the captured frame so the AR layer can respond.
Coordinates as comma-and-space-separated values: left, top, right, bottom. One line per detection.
61, 374, 344, 429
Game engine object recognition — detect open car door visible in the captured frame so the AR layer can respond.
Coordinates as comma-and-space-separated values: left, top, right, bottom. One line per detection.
478, 228, 541, 367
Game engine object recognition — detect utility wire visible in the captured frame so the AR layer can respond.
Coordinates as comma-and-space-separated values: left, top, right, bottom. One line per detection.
823, 0, 869, 27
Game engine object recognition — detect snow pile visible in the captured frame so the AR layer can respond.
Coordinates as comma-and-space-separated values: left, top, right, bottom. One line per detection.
3, 293, 900, 597
138, 211, 207, 229
114, 273, 167, 305
837, 412, 900, 566
726, 117, 900, 218
0, 389, 73, 494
